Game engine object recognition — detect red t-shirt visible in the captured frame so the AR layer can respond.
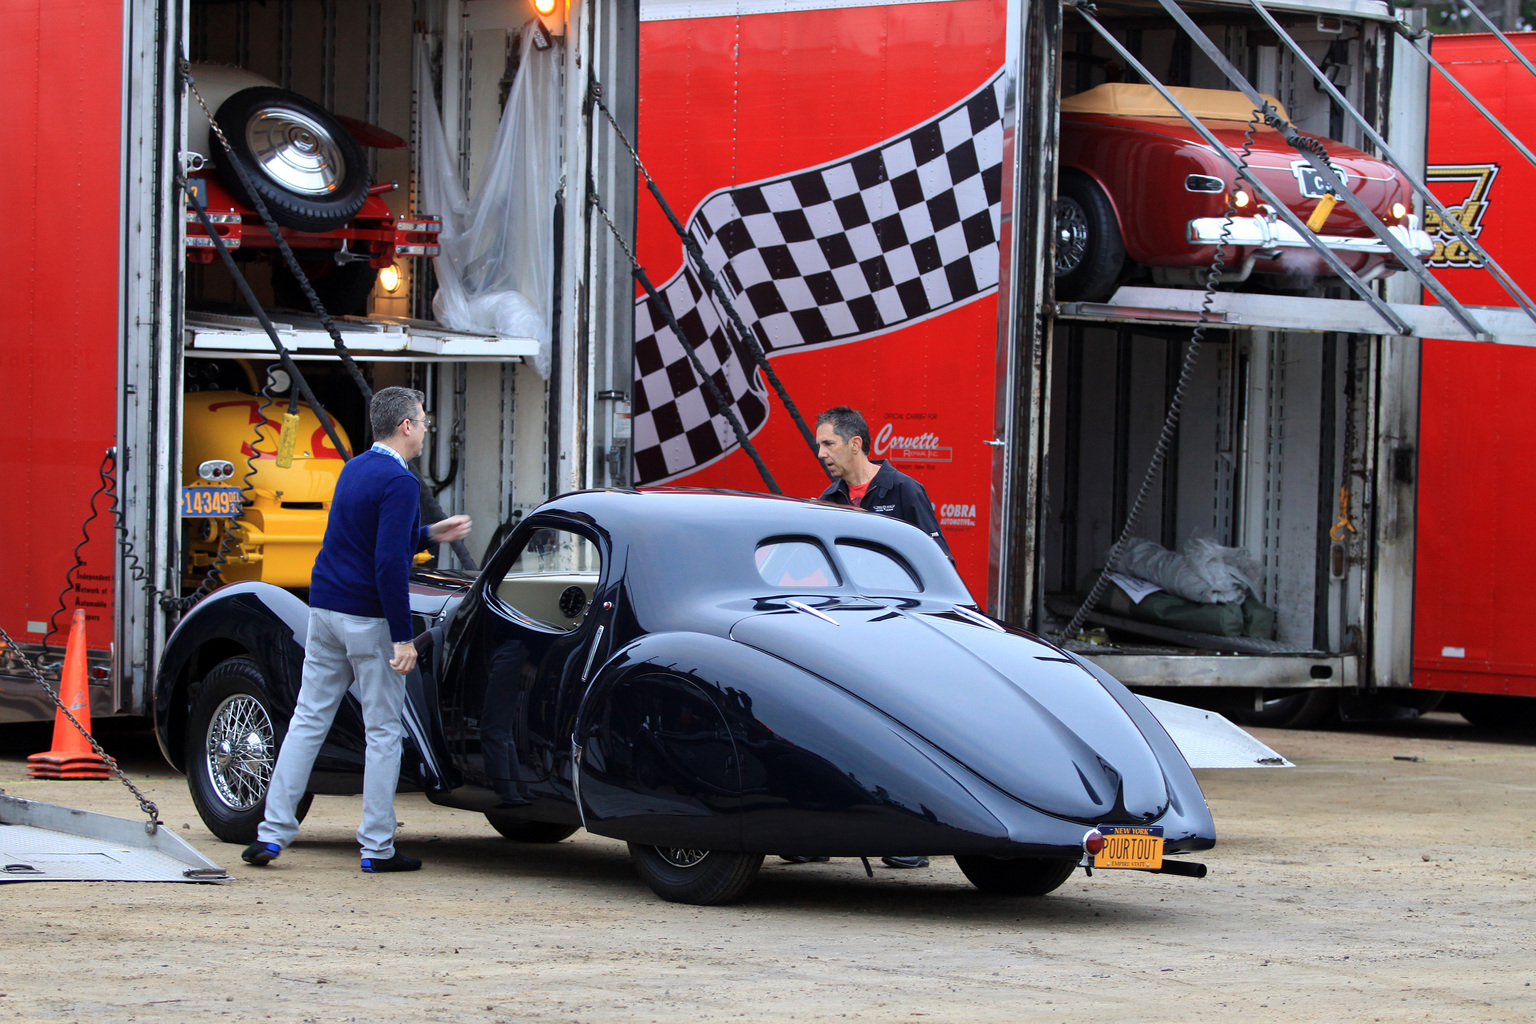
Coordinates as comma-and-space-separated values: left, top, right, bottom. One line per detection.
848, 480, 871, 505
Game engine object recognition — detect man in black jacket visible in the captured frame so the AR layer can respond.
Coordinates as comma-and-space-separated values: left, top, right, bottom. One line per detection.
815, 406, 951, 560
811, 406, 948, 871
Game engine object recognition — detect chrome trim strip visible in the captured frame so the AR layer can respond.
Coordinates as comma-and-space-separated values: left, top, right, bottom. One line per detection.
581, 624, 605, 682
785, 599, 839, 625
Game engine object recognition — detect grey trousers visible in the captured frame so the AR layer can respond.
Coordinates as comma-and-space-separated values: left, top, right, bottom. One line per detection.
257, 608, 407, 858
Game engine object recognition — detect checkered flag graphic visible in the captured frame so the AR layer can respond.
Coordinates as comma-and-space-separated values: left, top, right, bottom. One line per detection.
632, 71, 1007, 485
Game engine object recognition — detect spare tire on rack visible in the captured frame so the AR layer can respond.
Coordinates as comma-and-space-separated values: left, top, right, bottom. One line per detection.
212, 86, 370, 233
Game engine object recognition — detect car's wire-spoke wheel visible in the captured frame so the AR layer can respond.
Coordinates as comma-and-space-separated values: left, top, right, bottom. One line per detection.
1053, 168, 1126, 302
656, 846, 708, 868
955, 855, 1078, 897
204, 692, 274, 811
184, 656, 311, 843
628, 842, 764, 905
1055, 196, 1091, 275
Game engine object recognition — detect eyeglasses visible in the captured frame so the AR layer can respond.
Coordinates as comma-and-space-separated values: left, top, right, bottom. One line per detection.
407, 413, 435, 431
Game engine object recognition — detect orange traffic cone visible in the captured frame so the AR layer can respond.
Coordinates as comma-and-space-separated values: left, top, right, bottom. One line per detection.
27, 610, 111, 780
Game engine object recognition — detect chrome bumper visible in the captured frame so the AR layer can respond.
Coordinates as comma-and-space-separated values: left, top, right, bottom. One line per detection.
1186, 213, 1435, 258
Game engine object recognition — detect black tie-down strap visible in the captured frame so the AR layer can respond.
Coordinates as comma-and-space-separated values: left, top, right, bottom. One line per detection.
589, 82, 826, 481
590, 191, 783, 495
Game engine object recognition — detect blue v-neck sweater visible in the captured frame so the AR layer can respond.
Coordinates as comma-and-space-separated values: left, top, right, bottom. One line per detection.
309, 449, 431, 642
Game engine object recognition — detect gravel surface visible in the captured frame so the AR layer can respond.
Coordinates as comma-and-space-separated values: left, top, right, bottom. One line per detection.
1, 712, 1532, 1023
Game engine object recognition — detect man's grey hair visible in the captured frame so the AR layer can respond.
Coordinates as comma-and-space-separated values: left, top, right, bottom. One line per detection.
816, 406, 871, 454
371, 386, 426, 441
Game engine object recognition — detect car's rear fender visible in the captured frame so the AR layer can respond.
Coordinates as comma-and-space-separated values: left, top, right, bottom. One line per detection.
1060, 123, 1235, 265
573, 633, 1183, 858
154, 583, 311, 772
1062, 648, 1215, 852
155, 584, 445, 792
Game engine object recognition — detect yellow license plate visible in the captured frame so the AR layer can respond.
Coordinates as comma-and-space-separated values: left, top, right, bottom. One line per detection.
1093, 825, 1164, 870
182, 486, 243, 518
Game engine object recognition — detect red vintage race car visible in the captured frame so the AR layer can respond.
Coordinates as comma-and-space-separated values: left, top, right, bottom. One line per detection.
1055, 83, 1433, 301
182, 64, 440, 314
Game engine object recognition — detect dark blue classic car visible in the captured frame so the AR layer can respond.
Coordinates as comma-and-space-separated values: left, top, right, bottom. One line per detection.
154, 490, 1214, 904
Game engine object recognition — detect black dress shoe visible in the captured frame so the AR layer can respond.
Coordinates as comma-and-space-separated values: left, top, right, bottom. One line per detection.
881, 856, 930, 869
242, 841, 280, 866
778, 855, 831, 864
361, 853, 422, 873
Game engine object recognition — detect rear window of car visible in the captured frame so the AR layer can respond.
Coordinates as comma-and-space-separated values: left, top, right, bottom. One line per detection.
836, 541, 922, 593
755, 538, 840, 588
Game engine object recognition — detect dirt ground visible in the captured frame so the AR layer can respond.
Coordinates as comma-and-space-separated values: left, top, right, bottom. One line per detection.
1, 711, 1533, 1024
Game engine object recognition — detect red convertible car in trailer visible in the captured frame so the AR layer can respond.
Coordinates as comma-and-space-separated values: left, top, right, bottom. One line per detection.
1055, 83, 1434, 300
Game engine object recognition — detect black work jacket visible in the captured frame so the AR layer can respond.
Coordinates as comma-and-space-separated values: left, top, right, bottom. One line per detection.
819, 460, 952, 559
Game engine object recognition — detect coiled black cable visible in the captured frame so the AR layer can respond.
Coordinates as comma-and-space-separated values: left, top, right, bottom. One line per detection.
40, 450, 117, 656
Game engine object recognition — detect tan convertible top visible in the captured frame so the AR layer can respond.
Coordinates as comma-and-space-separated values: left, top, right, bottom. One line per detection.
1060, 83, 1289, 123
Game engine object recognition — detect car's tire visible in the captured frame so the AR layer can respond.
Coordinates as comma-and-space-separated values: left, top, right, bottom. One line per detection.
628, 843, 764, 905
212, 86, 370, 232
1054, 168, 1125, 302
485, 814, 579, 843
185, 656, 311, 843
1234, 688, 1339, 729
955, 855, 1078, 896
272, 257, 379, 317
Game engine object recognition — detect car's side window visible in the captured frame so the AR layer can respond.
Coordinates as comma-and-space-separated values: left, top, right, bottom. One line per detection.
835, 540, 922, 593
754, 538, 841, 589
493, 527, 601, 630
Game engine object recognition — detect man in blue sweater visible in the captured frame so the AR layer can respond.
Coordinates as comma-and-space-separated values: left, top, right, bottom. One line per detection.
244, 386, 471, 873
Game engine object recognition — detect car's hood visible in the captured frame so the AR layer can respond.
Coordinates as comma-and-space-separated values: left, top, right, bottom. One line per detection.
728, 601, 1170, 824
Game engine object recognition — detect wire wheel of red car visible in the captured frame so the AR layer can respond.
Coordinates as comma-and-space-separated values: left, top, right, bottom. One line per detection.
1054, 169, 1125, 303
954, 855, 1078, 897
628, 842, 765, 905
212, 86, 371, 233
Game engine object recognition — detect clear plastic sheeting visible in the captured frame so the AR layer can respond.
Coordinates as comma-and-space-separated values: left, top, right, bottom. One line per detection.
416, 32, 560, 377
1118, 537, 1261, 606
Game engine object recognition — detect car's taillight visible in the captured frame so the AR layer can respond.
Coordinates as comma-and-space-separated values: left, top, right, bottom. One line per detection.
1083, 828, 1105, 855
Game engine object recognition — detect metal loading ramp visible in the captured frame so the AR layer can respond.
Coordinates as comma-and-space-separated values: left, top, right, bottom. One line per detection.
0, 793, 229, 884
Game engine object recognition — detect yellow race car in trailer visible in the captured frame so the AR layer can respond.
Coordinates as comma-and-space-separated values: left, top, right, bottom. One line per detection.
181, 389, 352, 589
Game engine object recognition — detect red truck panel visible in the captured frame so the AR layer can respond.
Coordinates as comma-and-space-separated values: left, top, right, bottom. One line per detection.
636, 1, 1006, 601
1417, 33, 1536, 695
0, 1, 122, 648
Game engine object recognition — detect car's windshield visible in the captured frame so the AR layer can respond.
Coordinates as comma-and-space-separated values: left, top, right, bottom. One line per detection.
503, 528, 600, 575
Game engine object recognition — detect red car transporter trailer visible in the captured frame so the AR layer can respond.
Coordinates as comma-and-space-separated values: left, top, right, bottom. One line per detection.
1415, 31, 1536, 726
632, 1, 1536, 726
1, 0, 639, 726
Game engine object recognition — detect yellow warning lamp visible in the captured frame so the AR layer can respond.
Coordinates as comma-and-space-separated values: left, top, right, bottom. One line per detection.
379, 263, 402, 293
531, 0, 562, 34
